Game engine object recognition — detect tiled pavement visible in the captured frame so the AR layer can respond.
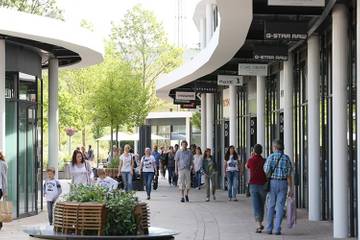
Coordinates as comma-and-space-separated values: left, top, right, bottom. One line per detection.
0, 179, 353, 240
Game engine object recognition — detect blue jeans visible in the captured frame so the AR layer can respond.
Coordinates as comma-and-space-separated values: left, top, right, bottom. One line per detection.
121, 172, 133, 192
266, 179, 288, 233
168, 167, 175, 185
250, 184, 266, 222
195, 170, 202, 188
227, 171, 239, 199
142, 172, 154, 197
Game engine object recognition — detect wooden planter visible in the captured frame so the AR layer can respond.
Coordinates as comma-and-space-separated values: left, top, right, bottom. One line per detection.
54, 202, 106, 236
134, 202, 150, 235
104, 168, 119, 178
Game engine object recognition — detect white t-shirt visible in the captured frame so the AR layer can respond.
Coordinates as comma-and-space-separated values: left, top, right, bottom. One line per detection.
141, 155, 156, 173
96, 176, 118, 191
70, 163, 90, 184
226, 155, 239, 172
120, 153, 132, 172
44, 179, 62, 202
193, 154, 203, 172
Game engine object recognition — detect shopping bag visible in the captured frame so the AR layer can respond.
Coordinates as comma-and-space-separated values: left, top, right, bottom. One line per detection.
287, 196, 296, 229
0, 200, 12, 222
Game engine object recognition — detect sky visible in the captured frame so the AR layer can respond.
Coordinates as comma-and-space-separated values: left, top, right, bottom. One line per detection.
57, 0, 201, 49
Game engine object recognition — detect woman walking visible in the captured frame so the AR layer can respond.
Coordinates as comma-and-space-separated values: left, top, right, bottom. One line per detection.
203, 148, 217, 201
246, 144, 267, 233
167, 146, 176, 186
0, 151, 7, 230
70, 149, 92, 185
193, 147, 203, 189
140, 148, 157, 200
118, 144, 134, 192
224, 146, 240, 201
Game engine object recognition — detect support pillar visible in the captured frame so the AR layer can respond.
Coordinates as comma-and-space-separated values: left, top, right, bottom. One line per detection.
307, 35, 321, 221
48, 58, 59, 175
357, 0, 360, 235
256, 76, 265, 150
185, 117, 191, 145
229, 84, 237, 146
201, 94, 207, 151
283, 55, 294, 160
206, 93, 214, 151
332, 4, 349, 238
0, 40, 5, 152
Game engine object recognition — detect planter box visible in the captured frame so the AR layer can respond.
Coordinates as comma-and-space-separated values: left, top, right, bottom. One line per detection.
104, 168, 119, 178
134, 202, 150, 235
54, 202, 106, 236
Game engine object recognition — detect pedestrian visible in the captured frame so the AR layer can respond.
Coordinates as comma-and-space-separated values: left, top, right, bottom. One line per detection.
70, 149, 92, 185
117, 144, 134, 192
159, 146, 167, 178
96, 169, 118, 191
44, 167, 62, 225
81, 146, 88, 160
151, 145, 161, 174
193, 146, 203, 189
246, 144, 267, 233
263, 140, 293, 235
86, 145, 95, 167
175, 140, 194, 202
203, 148, 217, 201
224, 145, 240, 201
174, 144, 179, 152
140, 148, 157, 200
0, 151, 7, 230
167, 146, 176, 186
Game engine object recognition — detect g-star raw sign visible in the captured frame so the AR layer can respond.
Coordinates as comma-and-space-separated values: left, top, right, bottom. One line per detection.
268, 0, 325, 7
238, 64, 268, 76
265, 22, 308, 40
217, 75, 243, 86
175, 91, 195, 101
253, 46, 288, 61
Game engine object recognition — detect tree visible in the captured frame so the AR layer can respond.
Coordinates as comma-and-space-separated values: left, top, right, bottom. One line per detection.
111, 4, 183, 89
191, 112, 201, 130
0, 0, 64, 20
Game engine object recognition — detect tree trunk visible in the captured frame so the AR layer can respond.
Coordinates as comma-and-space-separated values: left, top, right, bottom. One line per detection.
82, 128, 86, 147
115, 125, 119, 148
110, 125, 113, 159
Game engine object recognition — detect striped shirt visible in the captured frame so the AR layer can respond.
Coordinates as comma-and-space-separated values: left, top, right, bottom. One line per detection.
263, 151, 293, 180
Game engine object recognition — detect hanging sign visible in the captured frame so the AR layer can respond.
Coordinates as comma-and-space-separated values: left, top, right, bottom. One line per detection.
180, 101, 197, 109
253, 46, 288, 61
265, 22, 308, 40
268, 0, 325, 7
194, 80, 218, 93
217, 75, 243, 86
238, 64, 268, 76
173, 99, 191, 105
175, 91, 195, 101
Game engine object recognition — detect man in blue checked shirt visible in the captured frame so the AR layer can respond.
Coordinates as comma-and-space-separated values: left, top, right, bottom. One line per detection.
263, 139, 293, 236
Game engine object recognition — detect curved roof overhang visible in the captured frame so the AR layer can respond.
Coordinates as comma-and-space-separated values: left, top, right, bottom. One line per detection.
156, 0, 253, 99
0, 8, 103, 69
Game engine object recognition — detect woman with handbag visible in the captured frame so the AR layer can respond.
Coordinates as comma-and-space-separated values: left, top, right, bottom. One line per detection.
246, 144, 267, 233
70, 149, 92, 185
0, 151, 8, 230
224, 146, 240, 201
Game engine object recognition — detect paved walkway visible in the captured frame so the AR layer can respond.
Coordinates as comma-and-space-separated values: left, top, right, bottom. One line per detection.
0, 179, 350, 239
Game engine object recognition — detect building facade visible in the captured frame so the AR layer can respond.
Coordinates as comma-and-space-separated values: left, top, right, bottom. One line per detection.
157, 0, 359, 238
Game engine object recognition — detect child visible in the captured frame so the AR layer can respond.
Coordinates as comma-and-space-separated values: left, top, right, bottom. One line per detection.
96, 169, 118, 191
44, 167, 62, 225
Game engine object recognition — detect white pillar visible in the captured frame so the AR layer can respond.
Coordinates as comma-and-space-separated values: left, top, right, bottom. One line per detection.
48, 58, 59, 175
256, 76, 265, 149
0, 40, 5, 152
283, 55, 294, 159
307, 35, 321, 221
185, 117, 191, 145
229, 84, 237, 146
206, 93, 214, 151
201, 94, 207, 151
357, 0, 360, 235
199, 17, 206, 49
332, 4, 348, 238
205, 3, 213, 44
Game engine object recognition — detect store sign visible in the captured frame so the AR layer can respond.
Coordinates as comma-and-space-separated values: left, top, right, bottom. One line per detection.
253, 46, 288, 61
194, 80, 218, 93
265, 22, 308, 40
180, 101, 197, 109
268, 0, 325, 7
223, 88, 230, 119
173, 99, 191, 105
238, 64, 268, 76
217, 75, 243, 86
175, 91, 195, 101
224, 120, 230, 148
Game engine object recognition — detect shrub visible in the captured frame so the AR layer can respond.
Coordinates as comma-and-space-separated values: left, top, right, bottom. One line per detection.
65, 184, 107, 203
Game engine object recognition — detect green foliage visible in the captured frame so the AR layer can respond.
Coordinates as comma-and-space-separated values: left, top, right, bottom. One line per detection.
107, 157, 120, 169
0, 0, 64, 20
105, 191, 138, 236
192, 112, 201, 130
66, 184, 107, 203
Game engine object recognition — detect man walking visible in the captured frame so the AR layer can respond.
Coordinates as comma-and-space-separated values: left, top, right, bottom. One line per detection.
175, 140, 194, 202
263, 140, 293, 235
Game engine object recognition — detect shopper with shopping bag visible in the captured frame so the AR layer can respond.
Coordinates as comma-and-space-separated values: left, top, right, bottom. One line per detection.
287, 195, 297, 229
0, 151, 10, 230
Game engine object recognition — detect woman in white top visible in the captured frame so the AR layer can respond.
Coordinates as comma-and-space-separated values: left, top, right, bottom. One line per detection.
0, 151, 7, 231
117, 144, 134, 192
193, 146, 203, 189
69, 150, 92, 185
140, 148, 157, 200
224, 145, 241, 201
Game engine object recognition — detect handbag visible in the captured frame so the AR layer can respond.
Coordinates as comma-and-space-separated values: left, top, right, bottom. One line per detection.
287, 196, 297, 228
0, 200, 12, 222
264, 153, 283, 192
